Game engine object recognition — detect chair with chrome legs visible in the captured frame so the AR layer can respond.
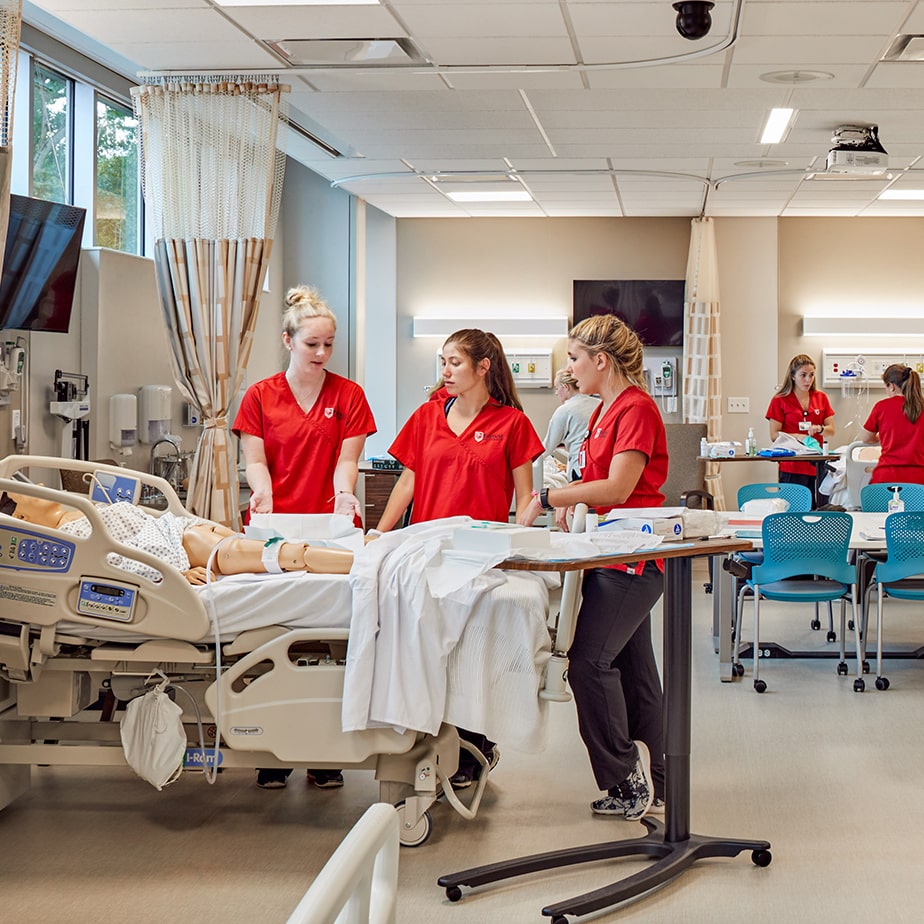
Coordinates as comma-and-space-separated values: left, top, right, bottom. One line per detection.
733, 511, 863, 693
862, 510, 924, 692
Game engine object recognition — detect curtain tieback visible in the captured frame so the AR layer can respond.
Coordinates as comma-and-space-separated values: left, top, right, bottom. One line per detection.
203, 416, 228, 429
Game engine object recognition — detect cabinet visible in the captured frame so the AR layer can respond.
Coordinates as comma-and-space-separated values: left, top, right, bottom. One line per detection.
362, 469, 401, 528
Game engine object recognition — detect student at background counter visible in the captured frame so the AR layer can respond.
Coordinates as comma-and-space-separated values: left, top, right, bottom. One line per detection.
518, 314, 667, 822
543, 369, 601, 481
765, 353, 835, 505
376, 328, 544, 789
233, 284, 376, 791
861, 363, 924, 485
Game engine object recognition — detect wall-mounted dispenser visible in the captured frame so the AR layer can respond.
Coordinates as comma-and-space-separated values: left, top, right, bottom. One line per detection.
138, 384, 172, 444
109, 393, 137, 455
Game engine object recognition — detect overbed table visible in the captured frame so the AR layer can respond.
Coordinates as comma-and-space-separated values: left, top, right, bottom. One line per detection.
437, 537, 771, 922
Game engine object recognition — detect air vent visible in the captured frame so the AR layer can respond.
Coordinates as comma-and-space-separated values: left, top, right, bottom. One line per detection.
267, 38, 423, 66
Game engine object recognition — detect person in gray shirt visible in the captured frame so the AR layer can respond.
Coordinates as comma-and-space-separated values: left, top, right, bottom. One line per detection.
543, 369, 601, 480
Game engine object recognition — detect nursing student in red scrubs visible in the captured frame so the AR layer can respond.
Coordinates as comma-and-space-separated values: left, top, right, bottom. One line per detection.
861, 363, 924, 485
233, 284, 376, 790
518, 314, 668, 822
377, 328, 544, 787
765, 353, 835, 506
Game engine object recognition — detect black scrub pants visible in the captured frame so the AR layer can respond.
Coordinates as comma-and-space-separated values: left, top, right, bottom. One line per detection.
568, 564, 665, 797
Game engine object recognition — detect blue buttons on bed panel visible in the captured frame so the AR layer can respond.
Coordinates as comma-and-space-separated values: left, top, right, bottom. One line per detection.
0, 526, 75, 572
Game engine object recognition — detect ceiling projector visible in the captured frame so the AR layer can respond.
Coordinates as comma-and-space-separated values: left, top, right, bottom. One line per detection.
825, 125, 889, 175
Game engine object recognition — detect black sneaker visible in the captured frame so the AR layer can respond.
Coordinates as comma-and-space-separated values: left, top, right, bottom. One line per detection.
307, 769, 344, 789
594, 741, 653, 821
256, 769, 288, 789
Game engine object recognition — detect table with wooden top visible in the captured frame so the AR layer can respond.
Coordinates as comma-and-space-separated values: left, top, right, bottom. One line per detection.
438, 537, 771, 922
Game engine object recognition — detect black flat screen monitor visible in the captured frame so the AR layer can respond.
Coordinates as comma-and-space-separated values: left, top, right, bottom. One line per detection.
572, 279, 685, 347
0, 194, 87, 333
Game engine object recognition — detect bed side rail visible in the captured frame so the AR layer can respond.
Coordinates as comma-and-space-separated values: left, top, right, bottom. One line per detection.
0, 475, 209, 643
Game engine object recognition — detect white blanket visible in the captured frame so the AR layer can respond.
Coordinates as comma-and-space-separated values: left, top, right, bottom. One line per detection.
342, 518, 554, 752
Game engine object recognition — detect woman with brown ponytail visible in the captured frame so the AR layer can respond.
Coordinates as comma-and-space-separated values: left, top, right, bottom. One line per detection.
861, 363, 924, 485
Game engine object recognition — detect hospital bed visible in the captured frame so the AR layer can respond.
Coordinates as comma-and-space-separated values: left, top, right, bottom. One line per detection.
0, 456, 555, 846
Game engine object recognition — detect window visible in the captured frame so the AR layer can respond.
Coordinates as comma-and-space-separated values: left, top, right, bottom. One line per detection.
31, 62, 72, 203
95, 96, 140, 253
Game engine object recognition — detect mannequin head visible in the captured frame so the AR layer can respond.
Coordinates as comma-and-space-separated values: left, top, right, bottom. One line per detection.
0, 491, 83, 528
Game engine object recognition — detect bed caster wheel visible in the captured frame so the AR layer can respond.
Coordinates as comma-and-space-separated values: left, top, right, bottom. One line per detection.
552, 917, 570, 924
826, 631, 836, 643
752, 849, 772, 868
853, 678, 865, 693
862, 660, 870, 674
703, 583, 713, 594
876, 677, 890, 691
733, 663, 745, 677
445, 885, 463, 903
836, 661, 848, 676
753, 679, 767, 693
396, 802, 433, 848
810, 618, 821, 631
848, 619, 855, 631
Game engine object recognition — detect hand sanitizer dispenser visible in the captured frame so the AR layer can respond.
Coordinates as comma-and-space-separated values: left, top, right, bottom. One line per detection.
888, 485, 905, 514
138, 384, 172, 444
109, 393, 137, 455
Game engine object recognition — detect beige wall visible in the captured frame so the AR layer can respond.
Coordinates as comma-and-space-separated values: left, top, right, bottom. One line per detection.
396, 216, 691, 442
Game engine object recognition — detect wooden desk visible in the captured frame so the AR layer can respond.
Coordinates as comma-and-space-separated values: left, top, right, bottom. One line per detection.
438, 537, 771, 920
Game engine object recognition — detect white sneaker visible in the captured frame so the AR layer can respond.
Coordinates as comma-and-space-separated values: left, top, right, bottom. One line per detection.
590, 742, 653, 821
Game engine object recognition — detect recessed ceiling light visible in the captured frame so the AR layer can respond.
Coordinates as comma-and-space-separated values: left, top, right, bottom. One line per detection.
446, 190, 533, 202
217, 0, 377, 6
760, 108, 795, 144
879, 189, 924, 200
759, 70, 834, 84
733, 159, 789, 168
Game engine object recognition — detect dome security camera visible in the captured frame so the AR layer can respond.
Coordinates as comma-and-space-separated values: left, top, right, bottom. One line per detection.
673, 1, 715, 40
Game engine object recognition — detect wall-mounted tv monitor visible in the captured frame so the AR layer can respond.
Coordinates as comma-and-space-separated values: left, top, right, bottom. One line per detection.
572, 279, 685, 347
0, 194, 87, 333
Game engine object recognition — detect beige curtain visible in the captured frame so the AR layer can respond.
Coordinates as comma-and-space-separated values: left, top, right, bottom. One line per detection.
682, 216, 725, 509
0, 1, 22, 279
132, 78, 288, 526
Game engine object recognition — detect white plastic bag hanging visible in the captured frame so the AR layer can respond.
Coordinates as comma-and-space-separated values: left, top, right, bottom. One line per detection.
119, 673, 186, 791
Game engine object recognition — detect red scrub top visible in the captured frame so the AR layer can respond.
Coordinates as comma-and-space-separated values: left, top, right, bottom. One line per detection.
765, 390, 834, 476
388, 396, 543, 524
233, 371, 376, 514
580, 386, 668, 574
863, 395, 924, 485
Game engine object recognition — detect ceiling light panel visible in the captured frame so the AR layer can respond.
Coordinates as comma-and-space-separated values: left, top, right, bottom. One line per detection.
760, 108, 795, 144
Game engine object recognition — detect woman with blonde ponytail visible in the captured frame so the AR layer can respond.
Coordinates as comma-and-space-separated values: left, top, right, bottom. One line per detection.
861, 363, 924, 485
518, 313, 668, 823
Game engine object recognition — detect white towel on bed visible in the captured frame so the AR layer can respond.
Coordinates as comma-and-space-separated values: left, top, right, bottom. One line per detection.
343, 517, 509, 738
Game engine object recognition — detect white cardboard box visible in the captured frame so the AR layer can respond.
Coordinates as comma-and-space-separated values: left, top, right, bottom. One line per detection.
599, 516, 684, 539
452, 522, 551, 554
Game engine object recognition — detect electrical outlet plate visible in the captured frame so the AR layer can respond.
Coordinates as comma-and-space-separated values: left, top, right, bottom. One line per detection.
727, 397, 750, 413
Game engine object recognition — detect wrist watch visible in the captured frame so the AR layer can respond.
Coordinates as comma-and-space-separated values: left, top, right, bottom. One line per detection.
538, 487, 554, 510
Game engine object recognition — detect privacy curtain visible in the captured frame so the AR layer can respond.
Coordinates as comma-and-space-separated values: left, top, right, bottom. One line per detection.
682, 216, 725, 509
0, 0, 22, 280
132, 77, 288, 526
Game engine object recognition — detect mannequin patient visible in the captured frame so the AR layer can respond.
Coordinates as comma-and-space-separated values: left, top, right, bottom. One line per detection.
1, 491, 354, 584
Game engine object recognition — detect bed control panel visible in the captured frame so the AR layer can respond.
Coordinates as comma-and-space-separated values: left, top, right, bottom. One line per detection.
0, 525, 75, 572
76, 579, 137, 622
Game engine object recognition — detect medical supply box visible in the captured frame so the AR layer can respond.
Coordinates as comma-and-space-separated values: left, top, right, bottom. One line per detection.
452, 522, 551, 554
598, 507, 684, 539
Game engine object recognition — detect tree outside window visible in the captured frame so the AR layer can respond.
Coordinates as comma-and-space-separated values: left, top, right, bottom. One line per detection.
32, 62, 71, 203
96, 97, 140, 253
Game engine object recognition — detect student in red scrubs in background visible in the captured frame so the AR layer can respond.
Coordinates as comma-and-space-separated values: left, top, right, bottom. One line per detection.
518, 314, 668, 822
233, 284, 376, 790
377, 328, 544, 787
861, 363, 924, 485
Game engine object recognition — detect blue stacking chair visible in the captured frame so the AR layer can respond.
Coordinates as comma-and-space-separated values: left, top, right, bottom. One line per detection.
863, 511, 924, 691
733, 511, 863, 693
860, 482, 924, 513
730, 483, 828, 661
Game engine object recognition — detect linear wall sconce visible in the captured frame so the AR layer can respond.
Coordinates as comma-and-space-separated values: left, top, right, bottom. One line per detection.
412, 317, 569, 338
803, 316, 924, 337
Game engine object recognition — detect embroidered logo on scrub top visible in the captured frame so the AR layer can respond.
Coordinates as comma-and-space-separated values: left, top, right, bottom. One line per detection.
593, 426, 607, 439
473, 431, 503, 443
474, 431, 484, 442
324, 407, 334, 418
